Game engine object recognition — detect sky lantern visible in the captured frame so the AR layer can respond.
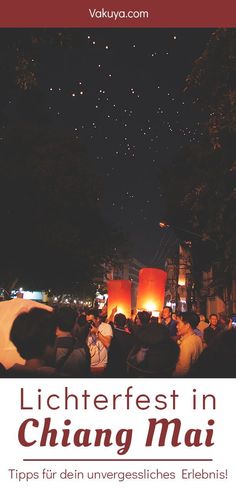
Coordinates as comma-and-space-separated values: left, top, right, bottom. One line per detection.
178, 244, 187, 286
107, 280, 131, 317
178, 272, 186, 286
137, 268, 167, 315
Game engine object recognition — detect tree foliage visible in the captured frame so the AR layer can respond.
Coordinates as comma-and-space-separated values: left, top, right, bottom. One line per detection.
0, 30, 124, 291
0, 126, 121, 291
160, 29, 236, 282
184, 29, 236, 149
0, 29, 82, 127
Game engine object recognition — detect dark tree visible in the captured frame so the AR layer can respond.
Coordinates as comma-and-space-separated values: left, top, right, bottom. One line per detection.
159, 29, 236, 302
184, 29, 236, 150
0, 125, 121, 291
0, 30, 125, 291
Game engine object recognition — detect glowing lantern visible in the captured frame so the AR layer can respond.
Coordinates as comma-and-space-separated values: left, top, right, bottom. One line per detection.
178, 272, 186, 286
178, 245, 187, 286
107, 280, 131, 317
137, 268, 167, 314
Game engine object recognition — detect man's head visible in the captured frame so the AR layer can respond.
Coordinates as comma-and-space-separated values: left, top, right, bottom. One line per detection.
114, 313, 126, 329
135, 311, 151, 326
10, 308, 56, 364
86, 308, 100, 327
162, 306, 172, 321
55, 307, 77, 334
176, 312, 198, 337
209, 313, 218, 328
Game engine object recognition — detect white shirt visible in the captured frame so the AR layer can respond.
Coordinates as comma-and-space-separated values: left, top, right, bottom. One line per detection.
87, 322, 113, 369
174, 332, 203, 377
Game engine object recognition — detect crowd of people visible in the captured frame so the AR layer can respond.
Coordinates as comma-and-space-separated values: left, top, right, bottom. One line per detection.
0, 296, 235, 378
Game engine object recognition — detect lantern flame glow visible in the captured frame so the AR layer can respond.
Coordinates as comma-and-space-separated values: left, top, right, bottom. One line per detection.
137, 268, 167, 313
107, 280, 131, 318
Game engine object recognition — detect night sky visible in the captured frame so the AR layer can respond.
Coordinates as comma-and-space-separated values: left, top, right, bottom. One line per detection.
6, 28, 213, 265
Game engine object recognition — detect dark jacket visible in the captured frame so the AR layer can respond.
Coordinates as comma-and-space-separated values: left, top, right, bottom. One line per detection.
55, 335, 91, 377
105, 327, 135, 377
126, 323, 179, 378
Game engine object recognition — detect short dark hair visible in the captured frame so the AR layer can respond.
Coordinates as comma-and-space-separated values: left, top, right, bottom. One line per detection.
137, 311, 151, 325
86, 308, 100, 319
55, 307, 77, 333
77, 314, 87, 327
114, 313, 126, 329
178, 311, 199, 329
209, 313, 218, 319
10, 308, 56, 360
163, 305, 172, 315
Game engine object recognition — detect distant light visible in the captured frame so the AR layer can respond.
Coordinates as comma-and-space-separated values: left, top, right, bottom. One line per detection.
144, 301, 156, 312
178, 274, 186, 286
159, 222, 170, 228
22, 291, 43, 301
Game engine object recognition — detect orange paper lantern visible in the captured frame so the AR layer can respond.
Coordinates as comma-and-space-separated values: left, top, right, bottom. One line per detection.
137, 268, 167, 313
107, 280, 131, 318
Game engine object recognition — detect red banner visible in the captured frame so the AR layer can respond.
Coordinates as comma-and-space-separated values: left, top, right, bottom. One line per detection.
0, 0, 236, 28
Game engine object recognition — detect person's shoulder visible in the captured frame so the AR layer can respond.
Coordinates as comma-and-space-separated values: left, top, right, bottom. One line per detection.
99, 322, 113, 333
191, 333, 203, 349
100, 321, 112, 328
70, 346, 86, 358
191, 332, 202, 340
56, 336, 74, 348
114, 327, 131, 336
5, 364, 58, 378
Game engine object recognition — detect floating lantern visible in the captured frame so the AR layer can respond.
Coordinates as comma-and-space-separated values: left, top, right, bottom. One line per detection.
107, 280, 131, 317
178, 245, 187, 286
137, 268, 167, 315
178, 272, 186, 286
